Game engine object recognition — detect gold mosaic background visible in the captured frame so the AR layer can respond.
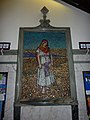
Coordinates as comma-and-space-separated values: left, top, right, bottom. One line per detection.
20, 49, 70, 101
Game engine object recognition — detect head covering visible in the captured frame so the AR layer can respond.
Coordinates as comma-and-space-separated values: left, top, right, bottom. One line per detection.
38, 39, 49, 53
42, 39, 48, 43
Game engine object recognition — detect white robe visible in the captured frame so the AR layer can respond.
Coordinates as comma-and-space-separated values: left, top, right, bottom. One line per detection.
36, 48, 55, 87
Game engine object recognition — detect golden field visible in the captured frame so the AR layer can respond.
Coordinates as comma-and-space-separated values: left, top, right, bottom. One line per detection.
20, 49, 71, 102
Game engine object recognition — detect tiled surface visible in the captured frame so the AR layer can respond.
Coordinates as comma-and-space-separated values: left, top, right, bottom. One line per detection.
0, 55, 17, 62
0, 54, 90, 120
74, 63, 90, 120
0, 55, 16, 120
73, 55, 90, 120
73, 54, 90, 62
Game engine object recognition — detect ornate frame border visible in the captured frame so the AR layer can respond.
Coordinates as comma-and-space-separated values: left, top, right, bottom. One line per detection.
14, 6, 78, 120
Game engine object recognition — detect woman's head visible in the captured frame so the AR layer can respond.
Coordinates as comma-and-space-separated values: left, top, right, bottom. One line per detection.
41, 39, 48, 47
38, 39, 49, 53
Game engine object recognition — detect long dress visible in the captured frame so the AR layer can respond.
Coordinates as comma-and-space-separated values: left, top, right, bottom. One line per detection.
36, 48, 55, 87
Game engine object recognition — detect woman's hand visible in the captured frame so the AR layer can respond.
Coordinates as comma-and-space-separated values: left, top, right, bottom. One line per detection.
39, 64, 42, 68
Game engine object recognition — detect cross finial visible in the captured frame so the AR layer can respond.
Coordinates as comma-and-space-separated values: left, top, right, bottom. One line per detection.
39, 6, 50, 27
41, 6, 49, 20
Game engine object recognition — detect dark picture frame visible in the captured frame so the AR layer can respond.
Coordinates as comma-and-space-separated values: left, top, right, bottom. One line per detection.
83, 71, 90, 119
0, 72, 8, 120
15, 7, 77, 106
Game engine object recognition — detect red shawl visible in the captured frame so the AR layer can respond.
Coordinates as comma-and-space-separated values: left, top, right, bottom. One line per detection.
38, 40, 49, 53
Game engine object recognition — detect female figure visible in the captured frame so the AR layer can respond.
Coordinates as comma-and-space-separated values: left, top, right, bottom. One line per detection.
36, 40, 55, 93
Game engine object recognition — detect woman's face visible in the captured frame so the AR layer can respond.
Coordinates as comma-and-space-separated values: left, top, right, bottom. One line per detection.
42, 41, 48, 47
